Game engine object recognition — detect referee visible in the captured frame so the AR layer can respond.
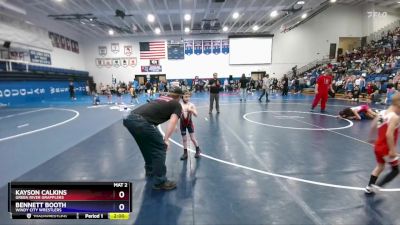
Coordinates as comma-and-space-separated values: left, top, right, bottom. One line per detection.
209, 72, 221, 114
123, 86, 183, 190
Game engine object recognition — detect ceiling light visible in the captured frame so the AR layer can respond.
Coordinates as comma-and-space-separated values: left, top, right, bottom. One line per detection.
330, 0, 336, 3
184, 27, 190, 33
297, 1, 305, 4
147, 14, 155, 22
154, 27, 161, 34
222, 26, 228, 32
270, 10, 278, 18
252, 25, 259, 31
108, 29, 114, 35
184, 14, 191, 21
232, 12, 239, 19
89, 18, 93, 21
301, 13, 307, 19
55, 0, 63, 2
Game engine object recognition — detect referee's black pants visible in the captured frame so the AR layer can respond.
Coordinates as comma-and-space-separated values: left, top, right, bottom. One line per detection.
123, 113, 167, 185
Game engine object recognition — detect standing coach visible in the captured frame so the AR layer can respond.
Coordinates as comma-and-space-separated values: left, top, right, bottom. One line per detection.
123, 86, 183, 191
209, 72, 221, 114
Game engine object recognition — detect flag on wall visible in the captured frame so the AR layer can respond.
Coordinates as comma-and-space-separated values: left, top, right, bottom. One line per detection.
203, 40, 212, 55
139, 41, 165, 59
212, 40, 221, 55
66, 38, 71, 51
141, 65, 162, 72
60, 36, 66, 49
95, 57, 136, 68
113, 58, 121, 67
194, 40, 202, 55
105, 59, 112, 68
124, 45, 133, 56
111, 43, 120, 53
95, 58, 103, 67
98, 46, 107, 56
150, 59, 159, 65
129, 58, 137, 67
184, 40, 193, 55
122, 58, 128, 67
222, 39, 229, 54
167, 40, 184, 60
49, 31, 79, 53
73, 41, 80, 53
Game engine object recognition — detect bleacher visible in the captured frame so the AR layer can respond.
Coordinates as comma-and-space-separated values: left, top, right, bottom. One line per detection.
0, 59, 92, 106
0, 60, 88, 77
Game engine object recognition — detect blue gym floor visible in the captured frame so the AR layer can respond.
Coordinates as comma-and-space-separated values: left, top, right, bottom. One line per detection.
1, 92, 400, 225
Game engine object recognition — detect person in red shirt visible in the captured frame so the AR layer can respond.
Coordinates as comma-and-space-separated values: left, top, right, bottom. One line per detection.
366, 82, 374, 96
365, 93, 400, 194
311, 68, 334, 113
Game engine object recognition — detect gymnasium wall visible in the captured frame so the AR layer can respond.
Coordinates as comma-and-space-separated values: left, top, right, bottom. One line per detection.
0, 80, 87, 106
0, 10, 87, 71
270, 4, 399, 77
81, 36, 267, 85
361, 4, 400, 36
1, 2, 399, 84
48, 48, 86, 71
3, 3, 393, 84
269, 4, 364, 77
83, 4, 399, 84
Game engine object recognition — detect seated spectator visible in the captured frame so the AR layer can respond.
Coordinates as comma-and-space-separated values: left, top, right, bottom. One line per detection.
385, 81, 396, 105
366, 82, 374, 97
223, 79, 229, 92
99, 83, 104, 94
360, 74, 366, 93
345, 77, 354, 99
370, 85, 382, 104
298, 76, 305, 93
93, 94, 100, 105
351, 85, 361, 102
396, 82, 400, 91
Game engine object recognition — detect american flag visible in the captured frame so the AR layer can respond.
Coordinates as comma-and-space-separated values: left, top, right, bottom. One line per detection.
139, 41, 165, 59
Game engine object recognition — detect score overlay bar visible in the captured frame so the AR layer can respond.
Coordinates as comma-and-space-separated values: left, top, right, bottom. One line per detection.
9, 182, 132, 218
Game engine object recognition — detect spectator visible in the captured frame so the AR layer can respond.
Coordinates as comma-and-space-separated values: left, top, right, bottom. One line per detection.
370, 84, 382, 104
259, 74, 270, 102
69, 81, 76, 101
224, 78, 229, 92
208, 73, 221, 114
294, 76, 300, 94
239, 74, 249, 102
282, 74, 289, 96
345, 77, 354, 99
299, 76, 305, 93
367, 82, 374, 97
352, 85, 361, 102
